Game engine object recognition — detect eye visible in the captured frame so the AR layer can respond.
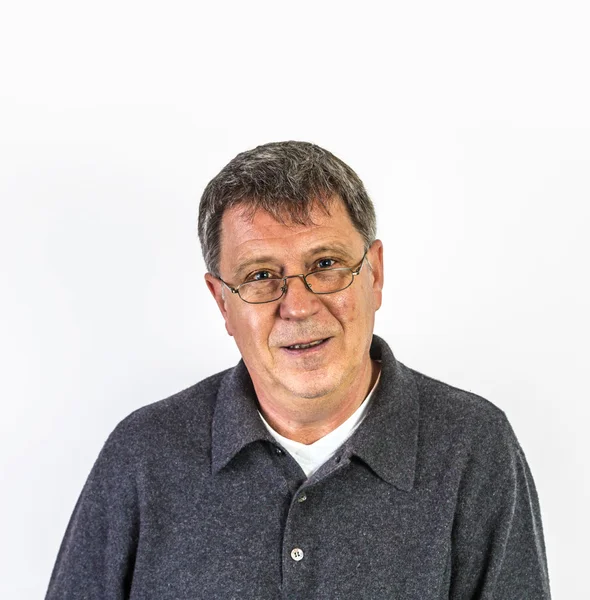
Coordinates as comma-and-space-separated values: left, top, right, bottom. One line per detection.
316, 258, 337, 269
247, 270, 276, 282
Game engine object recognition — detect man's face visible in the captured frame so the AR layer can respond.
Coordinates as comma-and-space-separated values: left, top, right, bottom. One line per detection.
205, 199, 384, 402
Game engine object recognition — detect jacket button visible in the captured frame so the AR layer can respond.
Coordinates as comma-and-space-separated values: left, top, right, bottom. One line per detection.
291, 548, 304, 561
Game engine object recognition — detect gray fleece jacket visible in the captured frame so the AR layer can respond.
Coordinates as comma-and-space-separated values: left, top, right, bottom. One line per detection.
46, 335, 551, 599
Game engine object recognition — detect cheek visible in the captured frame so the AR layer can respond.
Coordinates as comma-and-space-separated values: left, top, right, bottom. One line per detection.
329, 287, 375, 332
229, 306, 275, 348
329, 293, 361, 327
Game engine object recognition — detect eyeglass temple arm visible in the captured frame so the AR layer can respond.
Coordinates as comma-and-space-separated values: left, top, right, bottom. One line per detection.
217, 276, 240, 294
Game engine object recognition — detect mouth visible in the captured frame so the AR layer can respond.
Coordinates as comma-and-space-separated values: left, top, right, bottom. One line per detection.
281, 338, 331, 353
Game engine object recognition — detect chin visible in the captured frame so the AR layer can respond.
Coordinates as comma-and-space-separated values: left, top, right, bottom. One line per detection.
281, 372, 342, 400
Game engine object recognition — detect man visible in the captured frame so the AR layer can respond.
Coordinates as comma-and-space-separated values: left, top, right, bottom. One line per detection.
46, 141, 551, 598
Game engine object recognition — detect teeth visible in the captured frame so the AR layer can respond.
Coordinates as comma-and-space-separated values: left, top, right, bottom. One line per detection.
288, 339, 325, 350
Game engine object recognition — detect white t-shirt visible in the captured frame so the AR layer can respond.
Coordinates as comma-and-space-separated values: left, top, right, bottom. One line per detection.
258, 367, 382, 478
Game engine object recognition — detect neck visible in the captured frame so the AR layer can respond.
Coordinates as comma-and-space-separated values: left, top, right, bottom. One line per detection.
256, 359, 381, 444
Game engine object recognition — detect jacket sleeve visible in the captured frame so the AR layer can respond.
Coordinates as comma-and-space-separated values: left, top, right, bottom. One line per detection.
449, 412, 551, 599
45, 424, 140, 599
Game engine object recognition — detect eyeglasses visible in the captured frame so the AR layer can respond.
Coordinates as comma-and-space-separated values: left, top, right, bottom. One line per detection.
217, 248, 369, 304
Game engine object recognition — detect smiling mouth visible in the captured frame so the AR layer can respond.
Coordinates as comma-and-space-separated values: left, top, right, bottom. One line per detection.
284, 338, 329, 351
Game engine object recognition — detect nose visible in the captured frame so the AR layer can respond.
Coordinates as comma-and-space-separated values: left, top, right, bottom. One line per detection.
278, 274, 322, 320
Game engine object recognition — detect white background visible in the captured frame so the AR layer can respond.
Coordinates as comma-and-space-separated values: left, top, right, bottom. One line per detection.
1, 1, 588, 598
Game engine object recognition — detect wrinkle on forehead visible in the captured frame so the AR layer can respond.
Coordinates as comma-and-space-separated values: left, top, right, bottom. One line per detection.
235, 197, 334, 229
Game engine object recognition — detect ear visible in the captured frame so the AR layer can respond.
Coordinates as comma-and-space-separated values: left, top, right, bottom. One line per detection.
204, 273, 235, 337
368, 240, 384, 311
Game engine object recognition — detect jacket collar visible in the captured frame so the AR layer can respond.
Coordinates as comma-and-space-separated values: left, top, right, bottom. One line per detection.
211, 360, 273, 474
345, 335, 419, 491
211, 335, 419, 492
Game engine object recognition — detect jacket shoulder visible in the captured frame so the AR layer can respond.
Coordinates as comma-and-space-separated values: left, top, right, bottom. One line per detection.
104, 367, 232, 455
406, 365, 514, 445
405, 365, 529, 501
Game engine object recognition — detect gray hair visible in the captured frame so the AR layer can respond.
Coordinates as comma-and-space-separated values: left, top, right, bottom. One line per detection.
198, 141, 377, 276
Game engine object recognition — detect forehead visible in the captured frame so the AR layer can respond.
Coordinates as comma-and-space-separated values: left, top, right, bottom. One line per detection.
219, 199, 364, 268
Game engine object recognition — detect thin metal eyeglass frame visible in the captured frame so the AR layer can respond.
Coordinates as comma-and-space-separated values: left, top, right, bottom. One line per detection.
217, 248, 370, 305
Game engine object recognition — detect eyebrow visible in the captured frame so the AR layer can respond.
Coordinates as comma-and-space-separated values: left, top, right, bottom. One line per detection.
231, 243, 358, 280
